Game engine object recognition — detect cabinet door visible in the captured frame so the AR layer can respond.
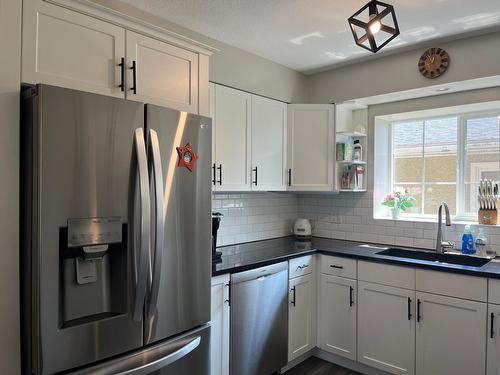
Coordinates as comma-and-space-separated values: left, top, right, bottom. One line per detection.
318, 274, 357, 360
488, 304, 500, 375
251, 96, 287, 191
126, 30, 199, 113
287, 104, 335, 191
358, 281, 415, 375
211, 275, 230, 375
22, 0, 125, 97
289, 273, 314, 361
213, 85, 252, 191
416, 292, 486, 375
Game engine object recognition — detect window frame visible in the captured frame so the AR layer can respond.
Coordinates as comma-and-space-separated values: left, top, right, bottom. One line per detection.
388, 109, 500, 222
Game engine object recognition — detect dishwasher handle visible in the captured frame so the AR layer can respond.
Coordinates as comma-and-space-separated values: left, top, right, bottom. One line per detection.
231, 262, 288, 284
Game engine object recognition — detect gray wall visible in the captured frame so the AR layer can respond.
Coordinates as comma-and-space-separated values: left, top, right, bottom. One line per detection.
308, 31, 500, 104
0, 1, 21, 374
91, 0, 309, 103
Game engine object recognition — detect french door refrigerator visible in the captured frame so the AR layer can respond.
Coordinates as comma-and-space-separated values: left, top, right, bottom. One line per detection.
21, 84, 212, 375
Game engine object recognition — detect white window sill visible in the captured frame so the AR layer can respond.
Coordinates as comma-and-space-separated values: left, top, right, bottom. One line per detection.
374, 215, 500, 227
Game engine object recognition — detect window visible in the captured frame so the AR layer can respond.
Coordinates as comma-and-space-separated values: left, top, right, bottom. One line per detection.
389, 111, 500, 220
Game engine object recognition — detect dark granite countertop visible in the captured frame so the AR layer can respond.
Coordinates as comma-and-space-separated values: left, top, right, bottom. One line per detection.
212, 236, 500, 279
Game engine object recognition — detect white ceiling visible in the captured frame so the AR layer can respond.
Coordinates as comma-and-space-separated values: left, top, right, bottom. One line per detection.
117, 0, 500, 73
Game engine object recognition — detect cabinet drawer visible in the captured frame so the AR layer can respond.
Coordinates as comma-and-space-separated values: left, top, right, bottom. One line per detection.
289, 255, 314, 279
416, 269, 487, 302
358, 260, 415, 289
489, 279, 500, 305
321, 255, 357, 279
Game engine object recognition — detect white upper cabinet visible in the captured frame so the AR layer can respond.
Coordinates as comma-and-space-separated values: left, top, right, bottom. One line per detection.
288, 273, 315, 361
416, 292, 486, 375
22, 0, 125, 97
125, 30, 199, 113
22, 0, 210, 114
251, 96, 287, 191
213, 85, 252, 191
318, 274, 357, 361
358, 281, 415, 375
287, 104, 335, 191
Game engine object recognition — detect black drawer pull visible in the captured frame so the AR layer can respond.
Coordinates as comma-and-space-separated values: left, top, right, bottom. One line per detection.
492, 312, 495, 339
288, 168, 292, 187
349, 286, 354, 307
407, 297, 412, 321
297, 264, 309, 270
212, 163, 216, 185
253, 166, 258, 186
217, 164, 222, 185
330, 264, 343, 269
291, 286, 296, 306
417, 299, 421, 322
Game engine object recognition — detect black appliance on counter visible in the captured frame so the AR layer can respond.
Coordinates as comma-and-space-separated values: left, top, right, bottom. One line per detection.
212, 212, 223, 263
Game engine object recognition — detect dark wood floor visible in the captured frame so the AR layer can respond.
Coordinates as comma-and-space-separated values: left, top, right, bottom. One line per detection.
283, 357, 362, 375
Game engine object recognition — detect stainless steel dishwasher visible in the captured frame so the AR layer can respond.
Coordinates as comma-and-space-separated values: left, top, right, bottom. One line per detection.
230, 261, 288, 375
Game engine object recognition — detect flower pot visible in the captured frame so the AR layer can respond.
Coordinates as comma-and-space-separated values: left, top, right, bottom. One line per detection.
391, 207, 401, 220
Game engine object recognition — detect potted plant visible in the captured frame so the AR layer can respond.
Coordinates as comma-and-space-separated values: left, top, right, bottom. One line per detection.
381, 188, 415, 219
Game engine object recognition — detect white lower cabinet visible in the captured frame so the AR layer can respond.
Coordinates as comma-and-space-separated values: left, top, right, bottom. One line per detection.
416, 292, 486, 375
211, 275, 230, 375
488, 304, 500, 375
318, 274, 357, 360
288, 272, 315, 361
357, 281, 415, 375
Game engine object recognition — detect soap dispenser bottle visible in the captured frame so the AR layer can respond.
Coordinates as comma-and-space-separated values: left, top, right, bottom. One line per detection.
462, 225, 476, 255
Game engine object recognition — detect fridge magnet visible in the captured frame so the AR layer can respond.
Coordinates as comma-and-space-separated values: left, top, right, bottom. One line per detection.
176, 143, 198, 172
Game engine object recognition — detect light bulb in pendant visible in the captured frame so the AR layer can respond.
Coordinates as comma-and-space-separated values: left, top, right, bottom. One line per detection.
369, 15, 381, 34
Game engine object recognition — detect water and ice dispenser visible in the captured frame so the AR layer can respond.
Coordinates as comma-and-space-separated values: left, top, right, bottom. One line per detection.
61, 217, 127, 326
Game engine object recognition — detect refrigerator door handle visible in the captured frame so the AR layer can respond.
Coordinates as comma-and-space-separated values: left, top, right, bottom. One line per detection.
116, 336, 201, 375
146, 129, 164, 319
132, 128, 151, 322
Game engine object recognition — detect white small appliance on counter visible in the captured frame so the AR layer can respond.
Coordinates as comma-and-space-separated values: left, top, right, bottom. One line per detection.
293, 218, 312, 240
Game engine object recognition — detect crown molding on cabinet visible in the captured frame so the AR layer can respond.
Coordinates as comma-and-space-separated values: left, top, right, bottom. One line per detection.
44, 0, 218, 55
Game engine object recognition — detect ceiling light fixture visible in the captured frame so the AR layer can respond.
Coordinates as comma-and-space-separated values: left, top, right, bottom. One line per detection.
348, 0, 400, 53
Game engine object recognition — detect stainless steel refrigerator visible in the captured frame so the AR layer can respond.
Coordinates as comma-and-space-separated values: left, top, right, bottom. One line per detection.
21, 84, 212, 374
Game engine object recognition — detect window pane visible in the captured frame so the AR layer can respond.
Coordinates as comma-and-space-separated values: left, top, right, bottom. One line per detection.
424, 184, 456, 215
464, 116, 499, 183
395, 184, 422, 215
424, 117, 458, 183
393, 121, 423, 183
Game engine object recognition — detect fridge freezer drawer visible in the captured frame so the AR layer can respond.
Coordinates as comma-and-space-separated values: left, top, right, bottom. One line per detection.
68, 324, 210, 375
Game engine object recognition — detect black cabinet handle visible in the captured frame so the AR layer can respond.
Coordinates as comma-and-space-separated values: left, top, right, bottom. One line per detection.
417, 299, 421, 322
349, 286, 354, 307
226, 282, 230, 306
297, 264, 309, 270
130, 60, 137, 94
491, 312, 495, 339
212, 163, 216, 185
407, 297, 412, 321
288, 168, 292, 187
291, 286, 296, 306
217, 164, 222, 185
330, 264, 343, 269
253, 166, 258, 186
118, 57, 125, 92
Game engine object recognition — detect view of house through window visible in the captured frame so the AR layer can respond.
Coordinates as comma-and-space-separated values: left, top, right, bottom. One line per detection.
391, 112, 500, 219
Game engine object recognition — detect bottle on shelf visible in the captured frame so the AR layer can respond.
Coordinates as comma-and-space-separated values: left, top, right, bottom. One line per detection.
353, 140, 363, 161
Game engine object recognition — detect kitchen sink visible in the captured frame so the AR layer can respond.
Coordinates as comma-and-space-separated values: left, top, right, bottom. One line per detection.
375, 248, 491, 267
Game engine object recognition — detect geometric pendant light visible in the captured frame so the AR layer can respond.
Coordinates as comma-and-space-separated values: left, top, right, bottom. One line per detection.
348, 0, 400, 53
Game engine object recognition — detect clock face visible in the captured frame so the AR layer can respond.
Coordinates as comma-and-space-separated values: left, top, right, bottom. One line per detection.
418, 48, 449, 79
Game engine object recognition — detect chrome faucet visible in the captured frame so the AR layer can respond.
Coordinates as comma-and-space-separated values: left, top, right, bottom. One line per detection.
436, 202, 453, 253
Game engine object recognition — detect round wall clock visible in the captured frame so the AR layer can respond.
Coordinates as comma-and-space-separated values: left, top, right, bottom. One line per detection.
418, 48, 450, 79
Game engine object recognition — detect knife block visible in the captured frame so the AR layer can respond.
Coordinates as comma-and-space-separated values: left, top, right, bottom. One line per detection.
478, 209, 498, 225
